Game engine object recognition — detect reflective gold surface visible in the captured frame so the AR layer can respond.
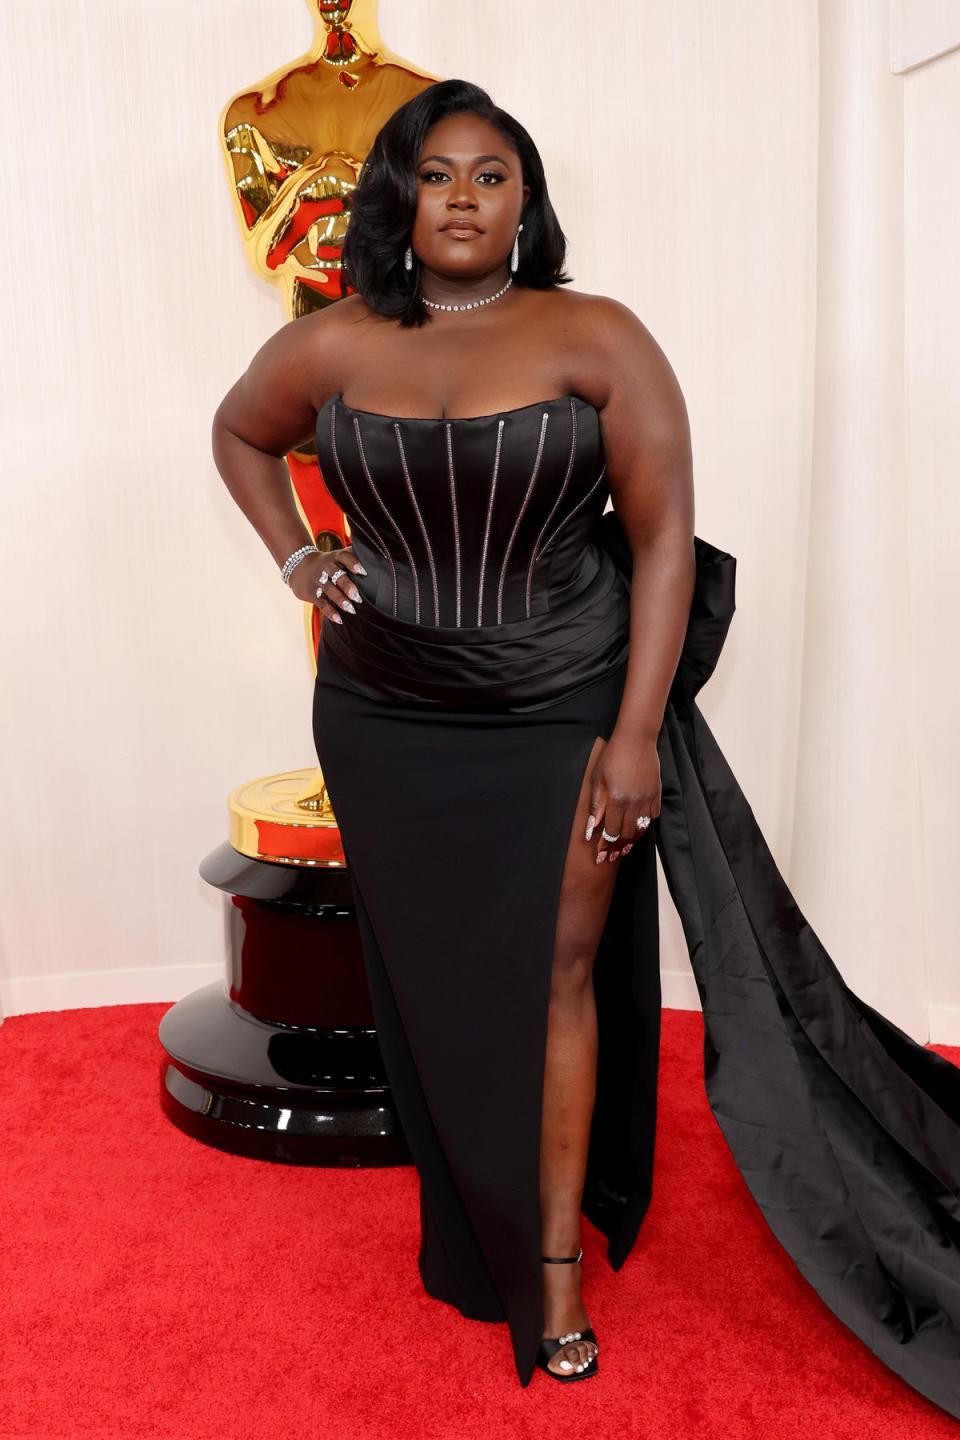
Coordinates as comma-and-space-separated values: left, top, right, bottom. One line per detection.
220, 3, 437, 318
219, 0, 440, 673
228, 770, 346, 867
218, 3, 443, 849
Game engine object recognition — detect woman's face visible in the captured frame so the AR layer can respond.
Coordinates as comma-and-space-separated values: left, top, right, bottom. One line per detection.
410, 112, 530, 282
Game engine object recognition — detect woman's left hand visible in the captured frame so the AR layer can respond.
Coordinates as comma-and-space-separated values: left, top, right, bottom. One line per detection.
585, 729, 662, 863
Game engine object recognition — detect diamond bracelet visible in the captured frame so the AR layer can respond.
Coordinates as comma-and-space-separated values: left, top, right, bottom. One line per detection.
280, 544, 320, 585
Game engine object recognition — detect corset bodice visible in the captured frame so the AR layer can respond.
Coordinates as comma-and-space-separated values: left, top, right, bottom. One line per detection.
313, 390, 631, 710
315, 392, 610, 628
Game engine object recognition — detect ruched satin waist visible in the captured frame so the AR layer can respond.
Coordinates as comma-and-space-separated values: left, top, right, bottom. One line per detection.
318, 542, 631, 711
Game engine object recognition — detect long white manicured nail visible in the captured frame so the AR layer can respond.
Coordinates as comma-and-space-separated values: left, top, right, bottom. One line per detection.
585, 815, 596, 841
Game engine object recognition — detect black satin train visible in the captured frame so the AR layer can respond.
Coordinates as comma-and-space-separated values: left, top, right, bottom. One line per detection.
598, 509, 960, 1421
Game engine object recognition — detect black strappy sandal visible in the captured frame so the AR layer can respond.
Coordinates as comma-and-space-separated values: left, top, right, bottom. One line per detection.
535, 1248, 599, 1382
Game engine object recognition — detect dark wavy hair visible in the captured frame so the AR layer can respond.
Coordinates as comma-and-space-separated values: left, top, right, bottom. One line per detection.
341, 78, 572, 327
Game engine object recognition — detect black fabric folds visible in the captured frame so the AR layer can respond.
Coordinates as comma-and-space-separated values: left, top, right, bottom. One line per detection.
596, 508, 960, 1421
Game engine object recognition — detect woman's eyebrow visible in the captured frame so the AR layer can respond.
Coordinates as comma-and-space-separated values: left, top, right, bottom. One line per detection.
418, 153, 511, 166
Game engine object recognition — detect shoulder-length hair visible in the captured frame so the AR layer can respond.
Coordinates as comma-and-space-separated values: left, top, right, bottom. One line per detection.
341, 78, 572, 328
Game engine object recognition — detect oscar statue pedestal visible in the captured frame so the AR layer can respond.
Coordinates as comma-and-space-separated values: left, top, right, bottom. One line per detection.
158, 768, 409, 1167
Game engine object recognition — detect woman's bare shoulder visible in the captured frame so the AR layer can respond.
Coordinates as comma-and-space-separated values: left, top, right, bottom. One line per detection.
557, 286, 661, 349
293, 292, 379, 347
264, 296, 381, 398
212, 298, 374, 452
541, 287, 679, 412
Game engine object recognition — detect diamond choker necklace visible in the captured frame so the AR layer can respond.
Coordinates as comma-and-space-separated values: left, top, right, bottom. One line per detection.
420, 277, 513, 312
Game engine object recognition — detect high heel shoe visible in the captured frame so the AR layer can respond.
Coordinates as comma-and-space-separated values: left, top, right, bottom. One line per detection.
536, 1248, 599, 1382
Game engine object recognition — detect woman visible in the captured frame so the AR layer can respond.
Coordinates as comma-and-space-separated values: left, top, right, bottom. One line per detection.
212, 80, 960, 1412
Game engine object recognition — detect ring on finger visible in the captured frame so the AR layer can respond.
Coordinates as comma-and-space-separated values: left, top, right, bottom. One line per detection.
330, 568, 345, 583
636, 815, 651, 830
601, 827, 620, 843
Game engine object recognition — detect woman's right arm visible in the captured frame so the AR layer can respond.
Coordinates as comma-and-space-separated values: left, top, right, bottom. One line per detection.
210, 309, 364, 619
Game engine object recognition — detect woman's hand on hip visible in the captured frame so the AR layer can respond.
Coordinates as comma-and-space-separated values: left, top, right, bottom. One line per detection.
289, 546, 366, 623
585, 730, 661, 863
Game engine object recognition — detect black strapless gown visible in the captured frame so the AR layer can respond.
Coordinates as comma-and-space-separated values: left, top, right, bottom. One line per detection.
311, 391, 960, 1415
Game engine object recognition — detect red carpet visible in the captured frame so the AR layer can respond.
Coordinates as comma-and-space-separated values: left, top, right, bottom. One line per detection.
1, 1003, 957, 1440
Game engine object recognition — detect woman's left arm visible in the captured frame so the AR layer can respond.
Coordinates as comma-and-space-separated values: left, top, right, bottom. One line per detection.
582, 296, 696, 860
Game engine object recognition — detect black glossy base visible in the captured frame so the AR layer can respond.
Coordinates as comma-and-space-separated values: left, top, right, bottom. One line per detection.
158, 841, 412, 1166
159, 981, 410, 1165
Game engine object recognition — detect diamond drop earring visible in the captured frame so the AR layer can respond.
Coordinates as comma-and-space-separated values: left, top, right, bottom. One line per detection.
510, 223, 524, 273
404, 245, 413, 271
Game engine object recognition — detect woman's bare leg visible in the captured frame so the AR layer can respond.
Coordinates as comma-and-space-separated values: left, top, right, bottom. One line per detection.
539, 734, 619, 1375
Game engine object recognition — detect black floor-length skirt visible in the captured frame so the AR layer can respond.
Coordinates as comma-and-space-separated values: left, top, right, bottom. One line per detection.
313, 511, 960, 1416
312, 632, 661, 1386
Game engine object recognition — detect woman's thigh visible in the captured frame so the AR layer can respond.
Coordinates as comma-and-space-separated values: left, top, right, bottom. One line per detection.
550, 734, 619, 988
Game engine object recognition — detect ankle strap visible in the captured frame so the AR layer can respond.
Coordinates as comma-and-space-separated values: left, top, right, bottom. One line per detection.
541, 1247, 583, 1263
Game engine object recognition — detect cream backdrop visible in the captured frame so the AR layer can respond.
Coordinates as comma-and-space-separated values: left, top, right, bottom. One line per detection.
0, 1, 957, 1041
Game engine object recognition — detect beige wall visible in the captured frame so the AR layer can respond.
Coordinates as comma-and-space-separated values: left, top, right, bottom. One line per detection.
901, 28, 960, 1041
0, 2, 956, 1041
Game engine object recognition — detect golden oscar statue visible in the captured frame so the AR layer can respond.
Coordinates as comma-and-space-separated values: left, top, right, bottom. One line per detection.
159, 0, 440, 1163
220, 0, 437, 840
